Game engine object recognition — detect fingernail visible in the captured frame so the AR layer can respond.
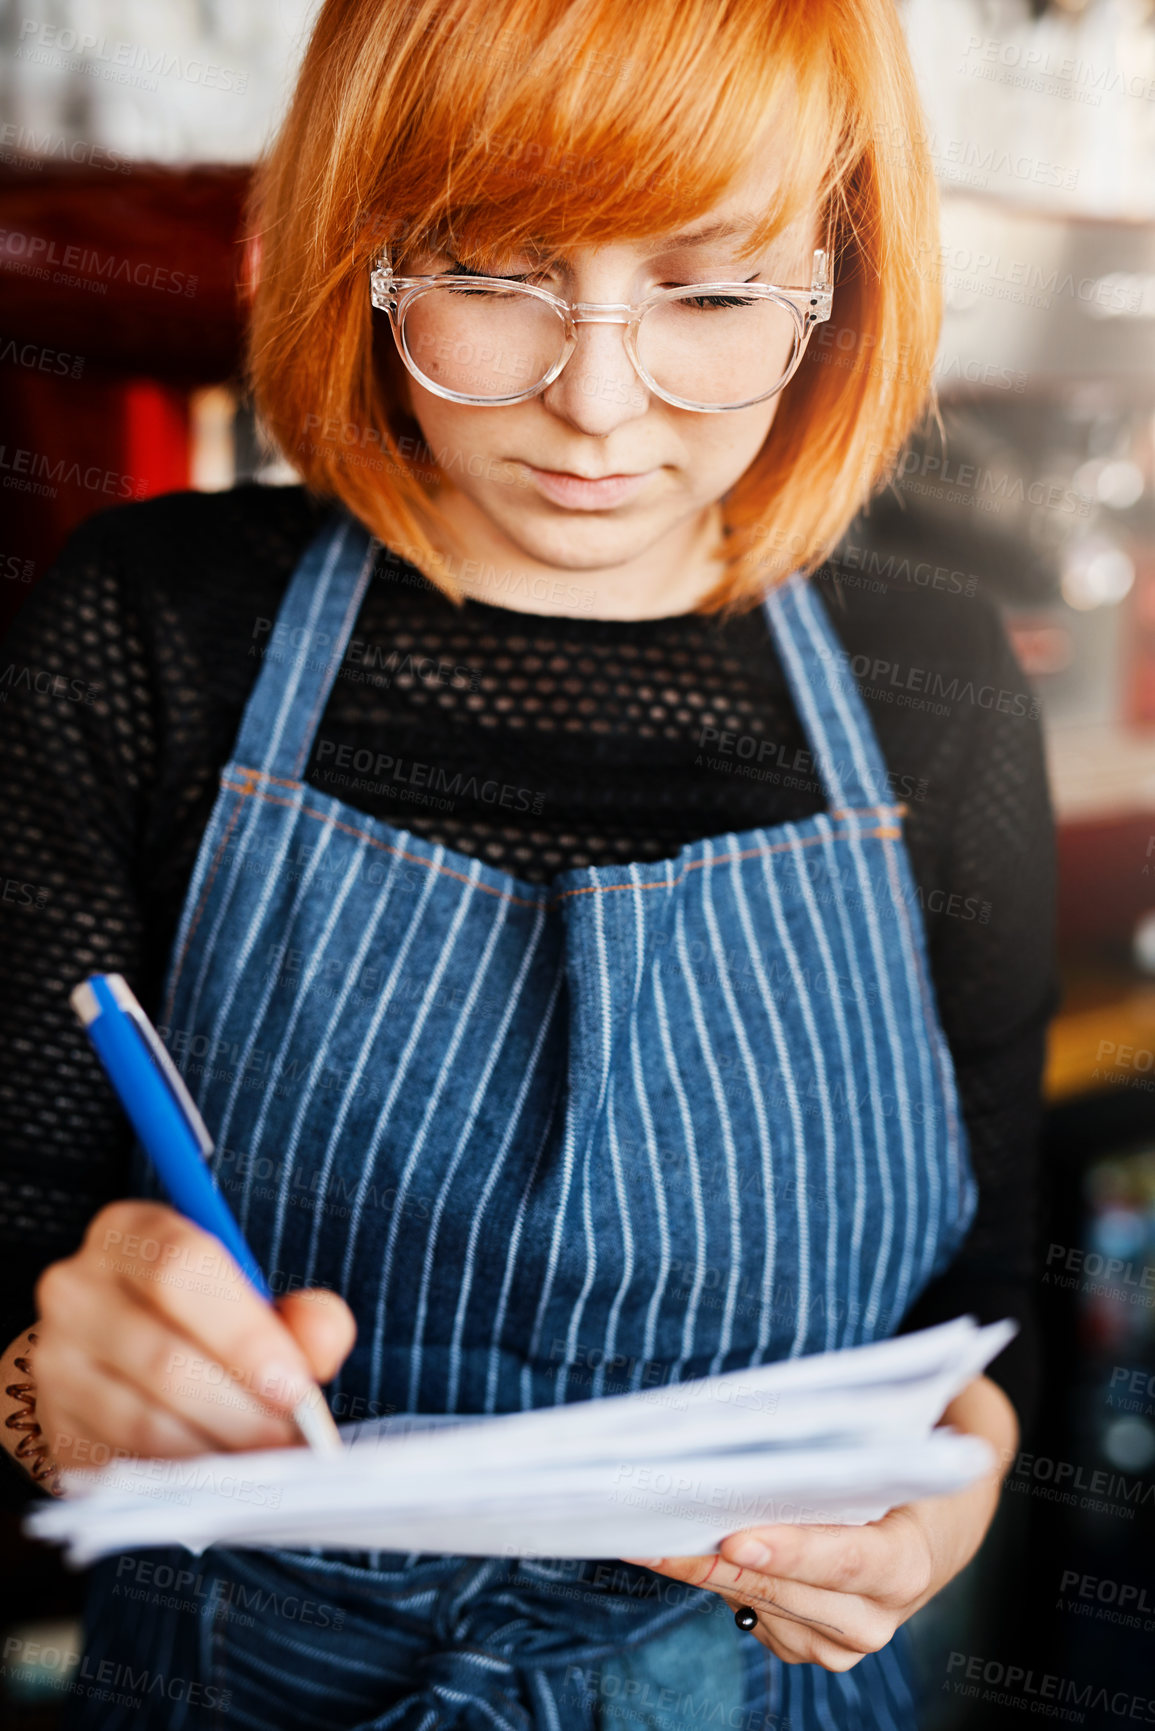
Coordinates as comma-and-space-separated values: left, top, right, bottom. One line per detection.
620, 1556, 663, 1565
726, 1538, 771, 1568
258, 1362, 309, 1409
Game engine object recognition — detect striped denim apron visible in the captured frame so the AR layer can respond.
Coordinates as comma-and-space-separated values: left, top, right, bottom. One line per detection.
64, 508, 976, 1731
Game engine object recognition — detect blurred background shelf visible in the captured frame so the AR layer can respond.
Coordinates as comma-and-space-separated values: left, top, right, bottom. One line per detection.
1046, 957, 1155, 1099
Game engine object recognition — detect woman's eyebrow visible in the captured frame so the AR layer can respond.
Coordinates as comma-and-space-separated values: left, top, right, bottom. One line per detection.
654, 216, 760, 248
513, 216, 761, 260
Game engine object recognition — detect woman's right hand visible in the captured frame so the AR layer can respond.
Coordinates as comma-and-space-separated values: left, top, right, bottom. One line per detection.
21, 1199, 356, 1475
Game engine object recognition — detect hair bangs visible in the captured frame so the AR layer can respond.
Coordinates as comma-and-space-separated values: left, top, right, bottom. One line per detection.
356, 1, 848, 271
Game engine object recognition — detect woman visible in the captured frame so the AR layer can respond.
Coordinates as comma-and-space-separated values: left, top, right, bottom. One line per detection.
0, 0, 1059, 1725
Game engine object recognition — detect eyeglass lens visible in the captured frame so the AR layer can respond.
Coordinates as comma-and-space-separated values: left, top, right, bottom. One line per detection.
399, 282, 801, 407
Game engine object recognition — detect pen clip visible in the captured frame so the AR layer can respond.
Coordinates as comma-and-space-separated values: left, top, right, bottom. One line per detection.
70, 974, 214, 1162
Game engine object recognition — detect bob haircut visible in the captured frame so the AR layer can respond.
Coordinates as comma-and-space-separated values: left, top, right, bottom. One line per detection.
246, 0, 942, 615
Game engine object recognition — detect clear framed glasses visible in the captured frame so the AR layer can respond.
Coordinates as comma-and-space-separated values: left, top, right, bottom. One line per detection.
369, 220, 835, 413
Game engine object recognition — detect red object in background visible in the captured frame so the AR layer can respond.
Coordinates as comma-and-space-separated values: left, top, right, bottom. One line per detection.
1005, 616, 1074, 678
122, 380, 192, 500
0, 162, 249, 633
1, 370, 191, 633
1057, 814, 1155, 950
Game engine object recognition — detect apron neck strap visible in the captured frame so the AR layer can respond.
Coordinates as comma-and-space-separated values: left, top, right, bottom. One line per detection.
761, 572, 894, 813
234, 508, 379, 781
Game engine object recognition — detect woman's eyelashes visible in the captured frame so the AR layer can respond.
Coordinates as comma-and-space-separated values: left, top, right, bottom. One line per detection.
441, 257, 765, 290
445, 258, 535, 282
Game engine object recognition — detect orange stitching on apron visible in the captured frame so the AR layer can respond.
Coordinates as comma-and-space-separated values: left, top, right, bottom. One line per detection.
161, 789, 251, 1028
220, 768, 904, 911
231, 767, 907, 829
555, 830, 903, 902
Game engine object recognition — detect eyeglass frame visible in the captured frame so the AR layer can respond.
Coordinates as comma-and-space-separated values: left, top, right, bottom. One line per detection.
368, 214, 835, 414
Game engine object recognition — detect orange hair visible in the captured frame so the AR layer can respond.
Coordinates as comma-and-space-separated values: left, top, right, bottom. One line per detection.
245, 0, 942, 614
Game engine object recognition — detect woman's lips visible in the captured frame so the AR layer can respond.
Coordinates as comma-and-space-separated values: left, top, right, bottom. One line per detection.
524, 466, 658, 509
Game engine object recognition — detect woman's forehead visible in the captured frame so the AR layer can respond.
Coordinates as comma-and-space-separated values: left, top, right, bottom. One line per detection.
415, 192, 820, 263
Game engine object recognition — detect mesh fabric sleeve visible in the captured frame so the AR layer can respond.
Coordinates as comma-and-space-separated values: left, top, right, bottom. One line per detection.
894, 595, 1061, 1437
0, 510, 157, 1448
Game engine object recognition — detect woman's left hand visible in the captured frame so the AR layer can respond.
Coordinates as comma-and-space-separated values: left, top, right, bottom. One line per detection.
619, 1374, 1019, 1673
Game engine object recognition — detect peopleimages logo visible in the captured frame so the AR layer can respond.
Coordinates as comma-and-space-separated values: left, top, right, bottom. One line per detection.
0, 230, 197, 297
2, 1646, 232, 1714
946, 1651, 1155, 1721
926, 244, 1144, 316
0, 662, 100, 704
1058, 1568, 1155, 1624
959, 34, 1155, 105
826, 649, 1041, 719
313, 738, 546, 814
1044, 1240, 1155, 1293
0, 444, 148, 501
0, 336, 84, 376
15, 20, 248, 92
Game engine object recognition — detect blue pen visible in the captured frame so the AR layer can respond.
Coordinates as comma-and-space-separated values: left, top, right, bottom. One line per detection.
69, 972, 343, 1454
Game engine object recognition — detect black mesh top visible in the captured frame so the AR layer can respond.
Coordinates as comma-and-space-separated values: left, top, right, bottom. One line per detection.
0, 482, 1061, 1504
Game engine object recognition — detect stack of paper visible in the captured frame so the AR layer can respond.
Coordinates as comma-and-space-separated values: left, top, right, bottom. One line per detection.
27, 1317, 1013, 1567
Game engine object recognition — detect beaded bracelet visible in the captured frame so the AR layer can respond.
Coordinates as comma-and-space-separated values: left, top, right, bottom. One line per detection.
4, 1330, 64, 1496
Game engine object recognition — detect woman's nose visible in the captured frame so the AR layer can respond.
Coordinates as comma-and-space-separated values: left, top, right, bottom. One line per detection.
538, 316, 651, 434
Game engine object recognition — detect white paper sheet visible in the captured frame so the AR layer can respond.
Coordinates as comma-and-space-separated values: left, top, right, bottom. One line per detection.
26, 1316, 1015, 1568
